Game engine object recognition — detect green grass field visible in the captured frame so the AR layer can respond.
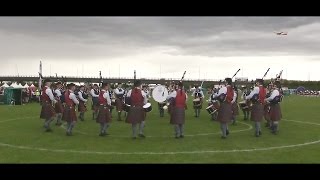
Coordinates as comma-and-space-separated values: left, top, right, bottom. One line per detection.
0, 95, 320, 163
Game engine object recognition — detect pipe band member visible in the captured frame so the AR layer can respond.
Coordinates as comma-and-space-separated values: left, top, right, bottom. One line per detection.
265, 80, 283, 135
40, 79, 57, 132
62, 83, 79, 136
246, 79, 266, 137
125, 80, 148, 139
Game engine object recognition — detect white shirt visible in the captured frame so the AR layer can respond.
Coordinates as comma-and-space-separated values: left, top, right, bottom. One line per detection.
78, 91, 87, 102
216, 86, 227, 97
126, 88, 147, 104
246, 86, 260, 100
45, 86, 56, 103
192, 89, 204, 98
101, 90, 112, 106
69, 91, 79, 105
114, 88, 124, 95
90, 88, 99, 97
266, 89, 280, 102
167, 89, 188, 100
167, 90, 177, 99
54, 89, 62, 97
231, 91, 237, 104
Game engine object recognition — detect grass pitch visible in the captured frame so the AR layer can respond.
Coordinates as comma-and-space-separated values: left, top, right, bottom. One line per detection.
0, 95, 319, 163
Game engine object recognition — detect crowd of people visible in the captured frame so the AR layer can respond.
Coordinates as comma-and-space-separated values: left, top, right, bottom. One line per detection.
38, 76, 283, 139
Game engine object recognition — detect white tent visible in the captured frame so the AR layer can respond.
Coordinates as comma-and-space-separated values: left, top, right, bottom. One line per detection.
1, 83, 10, 88
10, 82, 18, 88
17, 83, 24, 88
10, 83, 24, 89
23, 84, 29, 88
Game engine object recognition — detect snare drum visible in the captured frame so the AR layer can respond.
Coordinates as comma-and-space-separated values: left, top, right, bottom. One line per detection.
206, 105, 218, 115
143, 103, 152, 112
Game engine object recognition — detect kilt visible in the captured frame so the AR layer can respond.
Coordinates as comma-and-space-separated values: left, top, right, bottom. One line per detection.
54, 100, 63, 113
217, 102, 232, 123
40, 101, 55, 119
115, 98, 124, 111
62, 105, 77, 122
168, 105, 173, 114
78, 101, 87, 113
264, 104, 270, 121
250, 103, 264, 122
170, 107, 185, 125
126, 106, 145, 124
91, 97, 99, 111
270, 103, 282, 121
232, 102, 239, 116
97, 105, 112, 123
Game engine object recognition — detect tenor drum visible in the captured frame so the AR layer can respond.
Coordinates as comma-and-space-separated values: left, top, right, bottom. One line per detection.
143, 103, 152, 112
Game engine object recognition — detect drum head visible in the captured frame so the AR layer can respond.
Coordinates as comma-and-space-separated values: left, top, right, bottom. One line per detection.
206, 105, 213, 109
152, 85, 168, 103
143, 103, 151, 108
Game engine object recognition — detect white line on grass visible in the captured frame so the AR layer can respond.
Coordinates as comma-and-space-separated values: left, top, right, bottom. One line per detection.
60, 121, 253, 138
1, 117, 320, 155
0, 138, 319, 155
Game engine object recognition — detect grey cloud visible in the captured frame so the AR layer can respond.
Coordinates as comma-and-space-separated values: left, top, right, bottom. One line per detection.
1, 16, 320, 61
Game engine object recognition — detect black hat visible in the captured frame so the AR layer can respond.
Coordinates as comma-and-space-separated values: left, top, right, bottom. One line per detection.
225, 78, 232, 85
102, 82, 109, 88
43, 79, 51, 83
79, 85, 84, 88
56, 81, 62, 85
274, 81, 281, 88
256, 78, 264, 84
67, 83, 76, 88
134, 80, 142, 87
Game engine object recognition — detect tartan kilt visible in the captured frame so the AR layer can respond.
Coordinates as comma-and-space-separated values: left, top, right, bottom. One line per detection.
40, 101, 55, 119
264, 104, 270, 121
97, 105, 112, 123
217, 102, 232, 123
270, 103, 282, 121
126, 106, 145, 124
62, 105, 77, 122
168, 105, 173, 114
115, 98, 124, 111
54, 100, 63, 113
232, 102, 239, 116
250, 103, 264, 122
78, 101, 87, 113
91, 97, 99, 111
170, 107, 185, 125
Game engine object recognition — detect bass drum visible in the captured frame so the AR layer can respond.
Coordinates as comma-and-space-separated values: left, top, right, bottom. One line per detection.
152, 85, 168, 103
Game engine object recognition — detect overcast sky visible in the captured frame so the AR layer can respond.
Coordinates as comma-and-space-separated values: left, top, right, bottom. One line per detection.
1, 16, 320, 81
